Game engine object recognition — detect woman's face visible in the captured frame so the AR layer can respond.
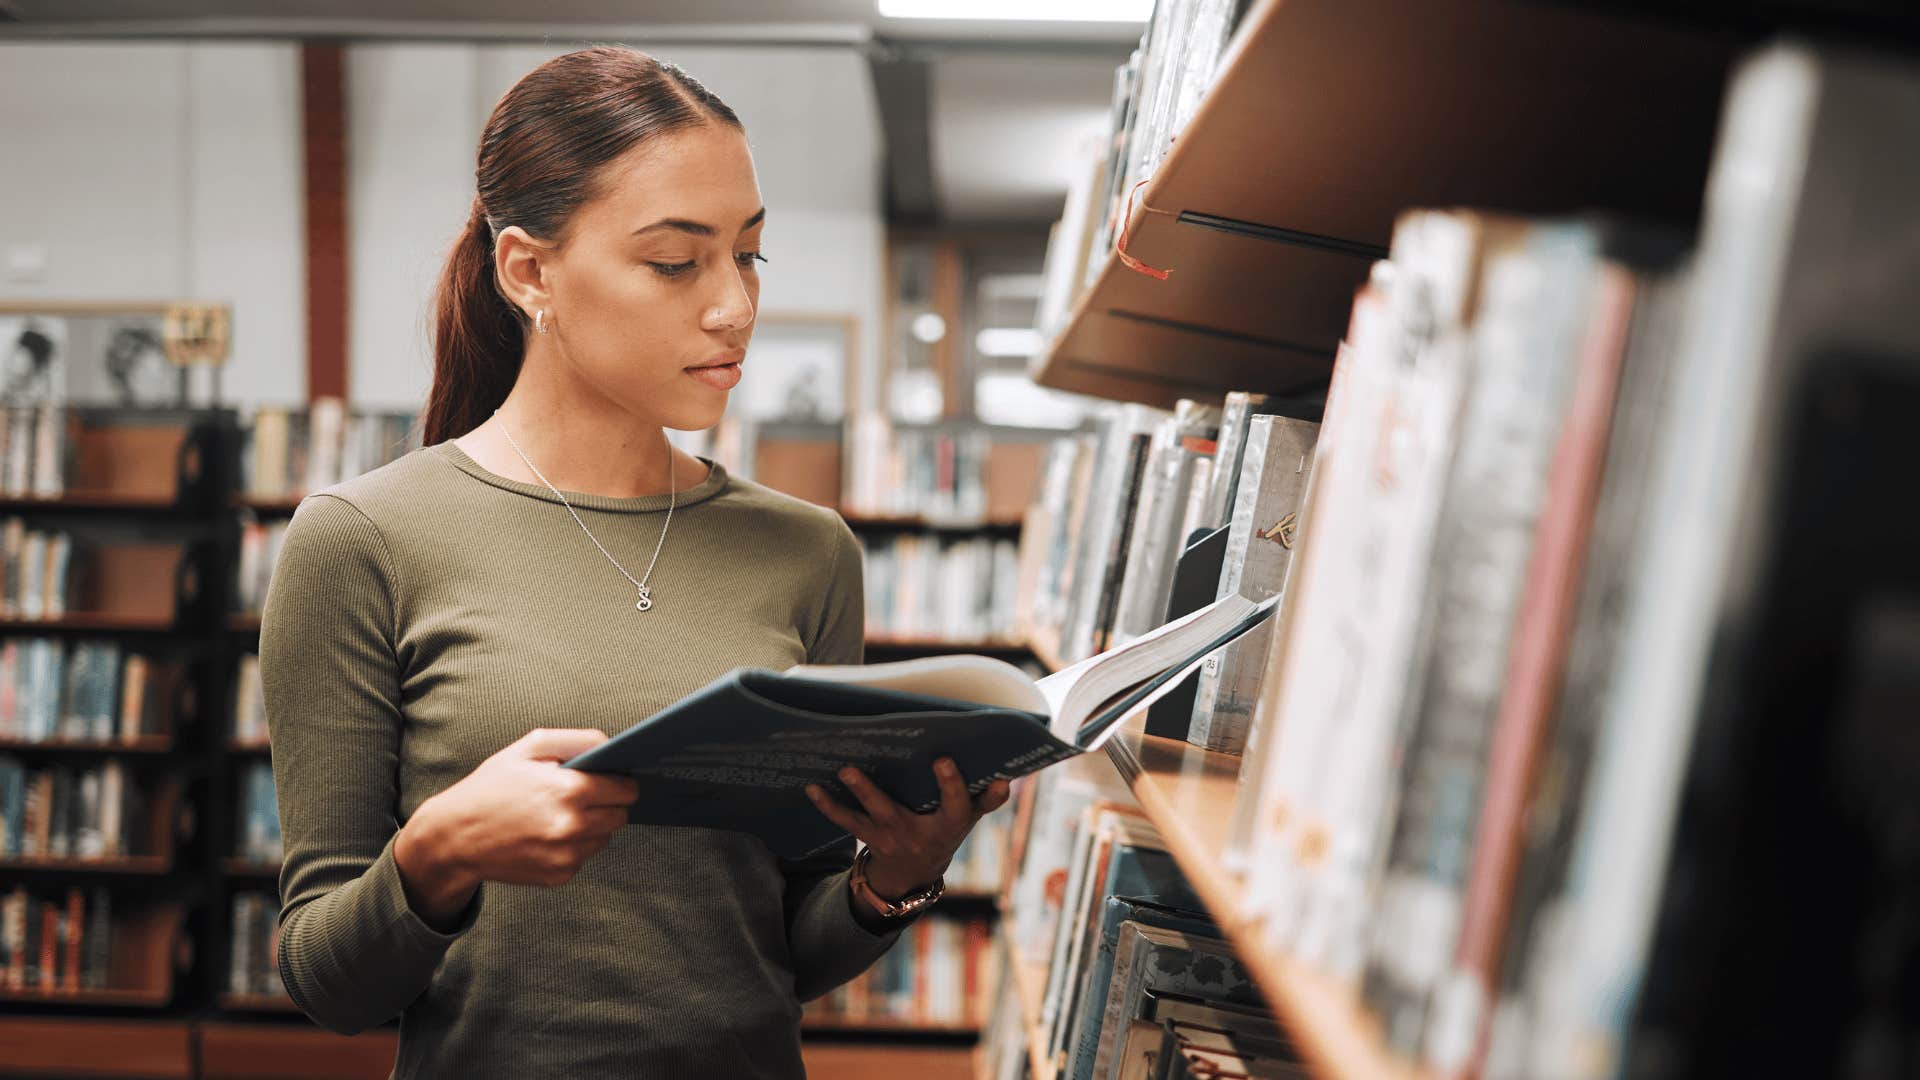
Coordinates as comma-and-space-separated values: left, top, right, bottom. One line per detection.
538, 123, 764, 432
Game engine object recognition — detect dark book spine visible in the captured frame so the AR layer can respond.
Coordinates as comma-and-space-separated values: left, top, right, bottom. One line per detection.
1091, 432, 1153, 656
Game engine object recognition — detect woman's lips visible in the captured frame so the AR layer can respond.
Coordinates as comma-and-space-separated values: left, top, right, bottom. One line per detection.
686, 362, 742, 390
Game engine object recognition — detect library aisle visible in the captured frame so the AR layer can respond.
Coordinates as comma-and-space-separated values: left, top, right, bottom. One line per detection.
4, 1, 1920, 1079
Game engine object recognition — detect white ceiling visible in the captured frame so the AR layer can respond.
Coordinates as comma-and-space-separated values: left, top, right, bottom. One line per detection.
3, 0, 1134, 223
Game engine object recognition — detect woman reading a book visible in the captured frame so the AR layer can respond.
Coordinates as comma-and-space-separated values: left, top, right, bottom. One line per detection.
260, 46, 1010, 1077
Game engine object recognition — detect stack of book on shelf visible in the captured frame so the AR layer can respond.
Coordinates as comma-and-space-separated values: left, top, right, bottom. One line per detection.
242, 399, 419, 502
842, 414, 993, 523
231, 653, 265, 745
946, 809, 1010, 893
227, 890, 284, 1000
860, 532, 1021, 644
1, 884, 111, 993
234, 521, 288, 617
0, 404, 68, 498
0, 638, 174, 743
1005, 41, 1920, 1080
1032, 0, 1257, 351
233, 760, 280, 867
805, 913, 996, 1029
1, 519, 74, 618
1015, 392, 1319, 756
985, 783, 1298, 1080
0, 758, 143, 860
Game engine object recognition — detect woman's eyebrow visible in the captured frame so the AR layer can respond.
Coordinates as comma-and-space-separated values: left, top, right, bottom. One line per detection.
631, 207, 766, 238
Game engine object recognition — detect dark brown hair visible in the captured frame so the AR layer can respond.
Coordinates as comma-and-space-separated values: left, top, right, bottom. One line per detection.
422, 46, 742, 446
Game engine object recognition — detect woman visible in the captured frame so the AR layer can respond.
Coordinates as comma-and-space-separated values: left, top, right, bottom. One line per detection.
261, 46, 1010, 1078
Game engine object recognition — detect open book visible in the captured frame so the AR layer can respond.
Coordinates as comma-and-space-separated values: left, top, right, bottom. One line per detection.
565, 591, 1278, 857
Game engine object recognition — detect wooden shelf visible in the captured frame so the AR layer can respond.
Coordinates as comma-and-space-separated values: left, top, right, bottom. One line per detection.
228, 614, 262, 633
222, 858, 282, 879
0, 734, 173, 755
841, 513, 1024, 533
1022, 624, 1069, 676
1033, 0, 1732, 409
217, 991, 303, 1014
0, 985, 173, 1008
228, 738, 272, 755
1102, 722, 1427, 1080
0, 491, 191, 512
864, 636, 1033, 656
0, 612, 179, 633
802, 1015, 980, 1037
0, 854, 173, 875
198, 1020, 398, 1080
0, 1015, 192, 1078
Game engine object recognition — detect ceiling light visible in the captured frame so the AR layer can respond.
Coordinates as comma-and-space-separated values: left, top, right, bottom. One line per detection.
976, 327, 1045, 357
910, 312, 948, 344
878, 0, 1152, 22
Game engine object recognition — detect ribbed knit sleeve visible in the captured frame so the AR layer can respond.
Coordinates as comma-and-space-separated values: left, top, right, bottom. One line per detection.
262, 493, 480, 1035
781, 516, 901, 1001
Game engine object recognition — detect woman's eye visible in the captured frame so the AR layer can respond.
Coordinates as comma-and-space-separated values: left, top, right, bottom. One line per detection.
735, 251, 768, 268
648, 260, 697, 278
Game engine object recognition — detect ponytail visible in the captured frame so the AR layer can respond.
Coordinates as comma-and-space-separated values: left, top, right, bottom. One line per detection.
422, 198, 523, 446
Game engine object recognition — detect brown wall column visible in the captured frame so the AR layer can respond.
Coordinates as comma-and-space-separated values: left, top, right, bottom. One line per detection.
302, 42, 349, 403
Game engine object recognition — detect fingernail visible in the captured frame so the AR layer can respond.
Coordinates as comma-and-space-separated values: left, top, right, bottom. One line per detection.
839, 768, 857, 783
937, 759, 957, 777
804, 785, 820, 800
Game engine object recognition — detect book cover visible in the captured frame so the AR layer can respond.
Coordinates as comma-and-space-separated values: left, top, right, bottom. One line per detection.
566, 590, 1277, 858
1068, 894, 1214, 1080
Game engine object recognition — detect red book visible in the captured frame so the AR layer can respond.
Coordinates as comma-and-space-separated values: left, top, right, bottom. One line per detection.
62, 887, 83, 993
39, 903, 57, 994
1442, 264, 1639, 1076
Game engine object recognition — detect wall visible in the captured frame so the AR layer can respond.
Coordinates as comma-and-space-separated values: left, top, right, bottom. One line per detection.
0, 41, 307, 408
0, 37, 886, 416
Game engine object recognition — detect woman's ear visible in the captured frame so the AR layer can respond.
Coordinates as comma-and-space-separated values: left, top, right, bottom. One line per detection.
494, 224, 553, 323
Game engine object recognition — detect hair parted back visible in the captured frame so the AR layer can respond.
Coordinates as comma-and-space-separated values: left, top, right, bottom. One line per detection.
423, 45, 742, 446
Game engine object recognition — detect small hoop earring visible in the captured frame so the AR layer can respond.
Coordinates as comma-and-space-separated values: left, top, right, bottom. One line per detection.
534, 309, 549, 335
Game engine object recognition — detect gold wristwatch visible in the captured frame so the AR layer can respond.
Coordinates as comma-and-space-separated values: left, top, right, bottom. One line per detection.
850, 846, 945, 918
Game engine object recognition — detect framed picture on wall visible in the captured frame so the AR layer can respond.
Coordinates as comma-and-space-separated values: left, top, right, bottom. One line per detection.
736, 311, 857, 424
0, 302, 230, 407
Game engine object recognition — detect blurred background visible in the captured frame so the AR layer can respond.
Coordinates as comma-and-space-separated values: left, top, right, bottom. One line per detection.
3, 2, 1920, 1080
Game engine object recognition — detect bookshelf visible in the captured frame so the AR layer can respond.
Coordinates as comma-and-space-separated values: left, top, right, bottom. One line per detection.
1032, 0, 1733, 409
1013, 625, 1428, 1079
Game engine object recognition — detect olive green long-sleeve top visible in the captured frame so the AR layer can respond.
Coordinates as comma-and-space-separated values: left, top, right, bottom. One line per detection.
260, 440, 897, 1078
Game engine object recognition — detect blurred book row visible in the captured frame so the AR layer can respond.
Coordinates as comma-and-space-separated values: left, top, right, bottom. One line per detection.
1, 519, 75, 618
1036, 0, 1256, 351
1015, 394, 1317, 755
842, 415, 996, 523
985, 792, 1300, 1080
861, 533, 1021, 645
0, 637, 178, 743
0, 404, 68, 498
806, 914, 997, 1030
241, 400, 419, 502
0, 758, 146, 861
234, 760, 281, 867
227, 890, 284, 999
1, 885, 112, 993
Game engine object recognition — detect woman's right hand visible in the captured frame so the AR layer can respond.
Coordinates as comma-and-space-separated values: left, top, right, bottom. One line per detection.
393, 727, 640, 929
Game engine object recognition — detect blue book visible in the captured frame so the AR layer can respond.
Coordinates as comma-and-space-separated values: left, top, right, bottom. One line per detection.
566, 592, 1277, 858
1064, 894, 1214, 1080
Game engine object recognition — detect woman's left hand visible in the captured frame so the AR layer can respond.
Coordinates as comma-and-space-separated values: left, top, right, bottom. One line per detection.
804, 758, 1012, 899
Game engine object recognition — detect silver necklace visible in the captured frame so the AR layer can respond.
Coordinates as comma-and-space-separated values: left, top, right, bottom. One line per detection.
494, 408, 673, 612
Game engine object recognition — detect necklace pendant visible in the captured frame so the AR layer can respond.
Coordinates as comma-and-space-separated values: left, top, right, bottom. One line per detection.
635, 585, 653, 612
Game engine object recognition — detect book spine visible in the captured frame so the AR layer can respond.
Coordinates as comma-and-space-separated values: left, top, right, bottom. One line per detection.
1187, 415, 1319, 753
